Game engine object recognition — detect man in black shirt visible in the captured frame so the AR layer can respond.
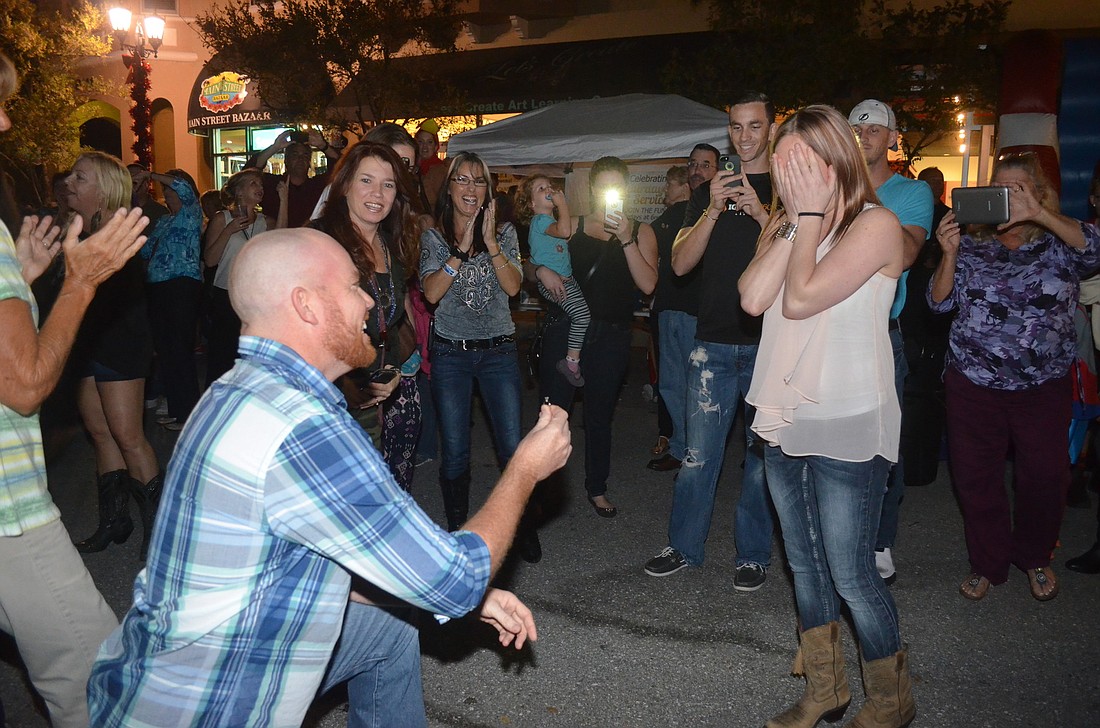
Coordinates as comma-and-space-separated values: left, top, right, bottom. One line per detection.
644, 94, 776, 593
648, 145, 719, 472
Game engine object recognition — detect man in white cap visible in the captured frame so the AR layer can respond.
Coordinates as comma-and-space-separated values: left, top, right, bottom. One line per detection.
849, 99, 934, 586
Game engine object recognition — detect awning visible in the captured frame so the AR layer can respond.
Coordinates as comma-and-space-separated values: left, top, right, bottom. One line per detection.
336, 31, 724, 119
447, 93, 729, 167
186, 61, 297, 135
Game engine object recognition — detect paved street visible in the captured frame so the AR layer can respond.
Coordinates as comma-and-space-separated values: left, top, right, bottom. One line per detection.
2, 346, 1098, 727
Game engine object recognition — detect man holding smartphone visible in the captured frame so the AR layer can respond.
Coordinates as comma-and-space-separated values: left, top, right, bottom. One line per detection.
643, 93, 777, 592
248, 129, 342, 228
849, 99, 934, 586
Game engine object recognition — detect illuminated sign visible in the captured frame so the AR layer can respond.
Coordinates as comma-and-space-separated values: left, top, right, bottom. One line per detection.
198, 72, 249, 114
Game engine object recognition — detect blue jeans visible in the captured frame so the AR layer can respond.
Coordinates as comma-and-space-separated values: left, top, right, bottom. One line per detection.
876, 325, 908, 550
667, 340, 772, 567
765, 448, 901, 661
657, 310, 698, 461
320, 603, 426, 728
430, 339, 522, 481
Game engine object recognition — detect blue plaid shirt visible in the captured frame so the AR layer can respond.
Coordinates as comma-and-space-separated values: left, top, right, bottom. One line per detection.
89, 336, 491, 727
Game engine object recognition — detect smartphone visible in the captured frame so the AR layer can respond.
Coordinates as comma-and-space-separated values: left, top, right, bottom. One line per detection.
604, 189, 624, 233
368, 368, 399, 386
952, 186, 1010, 226
719, 154, 743, 188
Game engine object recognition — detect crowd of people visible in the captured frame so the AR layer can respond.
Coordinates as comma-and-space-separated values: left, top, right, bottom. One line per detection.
2, 42, 1100, 726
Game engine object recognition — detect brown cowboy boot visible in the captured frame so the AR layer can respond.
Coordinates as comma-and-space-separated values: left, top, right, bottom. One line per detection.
845, 647, 916, 728
766, 622, 851, 728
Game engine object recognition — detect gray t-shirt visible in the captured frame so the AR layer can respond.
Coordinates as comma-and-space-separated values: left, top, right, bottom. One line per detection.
420, 223, 520, 340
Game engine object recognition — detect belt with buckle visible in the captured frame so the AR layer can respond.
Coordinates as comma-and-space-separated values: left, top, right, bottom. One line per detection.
435, 333, 514, 351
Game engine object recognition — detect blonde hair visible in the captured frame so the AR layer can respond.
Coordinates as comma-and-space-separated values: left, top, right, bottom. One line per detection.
514, 175, 550, 226
75, 152, 131, 226
768, 104, 880, 246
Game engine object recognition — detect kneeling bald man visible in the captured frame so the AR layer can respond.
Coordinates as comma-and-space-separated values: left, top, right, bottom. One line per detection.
89, 228, 571, 727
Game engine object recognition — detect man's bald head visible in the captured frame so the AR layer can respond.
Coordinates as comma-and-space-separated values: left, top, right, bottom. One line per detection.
230, 228, 349, 329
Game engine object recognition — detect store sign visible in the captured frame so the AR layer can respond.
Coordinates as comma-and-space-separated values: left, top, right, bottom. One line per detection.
198, 72, 249, 114
187, 66, 291, 134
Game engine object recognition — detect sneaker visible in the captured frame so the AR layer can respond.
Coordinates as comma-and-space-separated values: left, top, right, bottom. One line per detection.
644, 547, 688, 577
733, 562, 767, 592
556, 358, 585, 387
875, 547, 897, 585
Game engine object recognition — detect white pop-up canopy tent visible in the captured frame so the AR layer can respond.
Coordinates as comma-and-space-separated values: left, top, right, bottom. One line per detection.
447, 93, 729, 169
447, 93, 730, 220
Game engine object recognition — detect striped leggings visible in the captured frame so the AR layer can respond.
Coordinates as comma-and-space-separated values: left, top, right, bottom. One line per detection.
538, 275, 591, 354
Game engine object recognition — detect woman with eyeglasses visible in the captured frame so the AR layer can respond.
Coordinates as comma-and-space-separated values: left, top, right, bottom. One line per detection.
930, 152, 1100, 602
420, 152, 541, 561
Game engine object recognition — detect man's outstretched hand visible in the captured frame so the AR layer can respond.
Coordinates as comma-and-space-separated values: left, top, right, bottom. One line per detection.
479, 588, 537, 649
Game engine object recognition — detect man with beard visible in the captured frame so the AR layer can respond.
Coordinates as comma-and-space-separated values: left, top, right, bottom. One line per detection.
644, 94, 776, 592
89, 229, 572, 727
648, 145, 720, 471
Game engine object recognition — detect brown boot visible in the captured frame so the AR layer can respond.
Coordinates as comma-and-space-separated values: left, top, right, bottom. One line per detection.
766, 622, 851, 728
845, 647, 915, 728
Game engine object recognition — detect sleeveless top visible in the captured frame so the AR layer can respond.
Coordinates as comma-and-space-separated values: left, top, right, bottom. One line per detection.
568, 216, 639, 324
747, 206, 900, 463
213, 210, 268, 290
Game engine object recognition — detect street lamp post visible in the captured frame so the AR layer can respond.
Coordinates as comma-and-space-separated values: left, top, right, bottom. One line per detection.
108, 8, 165, 168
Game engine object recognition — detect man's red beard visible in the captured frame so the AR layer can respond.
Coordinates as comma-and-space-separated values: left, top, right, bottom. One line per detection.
322, 295, 376, 370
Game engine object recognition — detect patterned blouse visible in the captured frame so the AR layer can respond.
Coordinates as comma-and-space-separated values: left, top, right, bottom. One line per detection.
928, 222, 1100, 390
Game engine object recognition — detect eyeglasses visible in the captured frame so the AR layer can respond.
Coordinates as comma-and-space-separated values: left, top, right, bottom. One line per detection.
687, 161, 713, 170
400, 157, 415, 172
450, 175, 489, 187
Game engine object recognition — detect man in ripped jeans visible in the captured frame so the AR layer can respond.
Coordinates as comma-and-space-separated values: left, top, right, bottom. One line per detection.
643, 92, 777, 591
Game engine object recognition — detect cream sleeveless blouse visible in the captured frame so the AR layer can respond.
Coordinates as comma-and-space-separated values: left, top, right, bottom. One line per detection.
747, 209, 900, 463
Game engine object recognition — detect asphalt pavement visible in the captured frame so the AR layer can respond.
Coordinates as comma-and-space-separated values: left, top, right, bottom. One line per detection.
2, 344, 1098, 727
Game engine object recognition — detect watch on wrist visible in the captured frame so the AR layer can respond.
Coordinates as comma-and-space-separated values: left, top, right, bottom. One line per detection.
450, 246, 470, 262
774, 221, 798, 241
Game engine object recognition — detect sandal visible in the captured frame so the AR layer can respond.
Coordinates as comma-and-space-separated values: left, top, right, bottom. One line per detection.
959, 573, 991, 601
651, 436, 670, 457
1027, 567, 1059, 601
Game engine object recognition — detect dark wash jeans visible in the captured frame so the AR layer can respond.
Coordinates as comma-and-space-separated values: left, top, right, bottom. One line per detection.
540, 315, 632, 500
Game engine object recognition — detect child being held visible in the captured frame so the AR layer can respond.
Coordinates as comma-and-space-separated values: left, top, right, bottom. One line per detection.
516, 176, 589, 387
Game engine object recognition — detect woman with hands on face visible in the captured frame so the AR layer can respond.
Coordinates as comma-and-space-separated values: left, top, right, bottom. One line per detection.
929, 152, 1100, 604
419, 152, 544, 560
739, 105, 913, 728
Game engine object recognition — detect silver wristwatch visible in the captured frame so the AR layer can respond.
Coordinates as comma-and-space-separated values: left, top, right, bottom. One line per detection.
775, 221, 798, 241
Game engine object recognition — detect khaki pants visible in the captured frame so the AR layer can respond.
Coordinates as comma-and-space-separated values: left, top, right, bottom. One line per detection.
0, 518, 118, 727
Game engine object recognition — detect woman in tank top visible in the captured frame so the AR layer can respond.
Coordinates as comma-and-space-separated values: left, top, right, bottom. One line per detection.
739, 106, 912, 728
534, 156, 657, 518
202, 167, 282, 386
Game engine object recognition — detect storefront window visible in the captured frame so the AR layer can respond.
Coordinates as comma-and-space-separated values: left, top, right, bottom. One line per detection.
210, 126, 330, 190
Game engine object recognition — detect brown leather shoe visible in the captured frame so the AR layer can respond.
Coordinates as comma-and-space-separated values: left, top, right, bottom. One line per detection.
647, 454, 682, 472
